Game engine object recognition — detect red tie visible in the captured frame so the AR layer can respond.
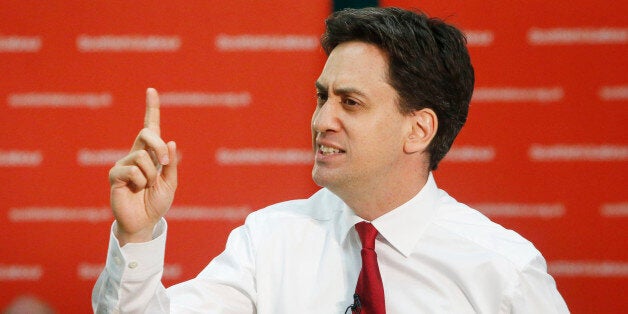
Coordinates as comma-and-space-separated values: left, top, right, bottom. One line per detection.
353, 222, 386, 314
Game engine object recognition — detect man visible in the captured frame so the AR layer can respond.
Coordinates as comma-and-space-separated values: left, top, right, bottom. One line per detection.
93, 7, 569, 313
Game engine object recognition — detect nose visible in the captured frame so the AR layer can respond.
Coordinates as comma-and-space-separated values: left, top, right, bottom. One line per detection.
312, 100, 340, 134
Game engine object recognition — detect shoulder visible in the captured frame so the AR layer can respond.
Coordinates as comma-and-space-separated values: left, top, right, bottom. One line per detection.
429, 189, 544, 271
243, 188, 344, 227
237, 188, 347, 255
423, 189, 567, 313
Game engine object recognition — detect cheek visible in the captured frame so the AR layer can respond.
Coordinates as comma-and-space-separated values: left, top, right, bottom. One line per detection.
371, 114, 408, 149
310, 108, 320, 130
310, 110, 319, 149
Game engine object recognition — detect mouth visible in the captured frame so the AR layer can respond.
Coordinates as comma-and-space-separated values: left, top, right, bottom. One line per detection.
318, 144, 345, 156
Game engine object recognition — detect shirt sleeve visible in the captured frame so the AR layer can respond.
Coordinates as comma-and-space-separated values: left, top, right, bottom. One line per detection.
509, 254, 570, 314
92, 219, 170, 313
166, 223, 257, 313
91, 218, 257, 313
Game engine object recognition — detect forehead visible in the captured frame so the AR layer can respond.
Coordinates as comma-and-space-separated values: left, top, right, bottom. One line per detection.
317, 41, 390, 88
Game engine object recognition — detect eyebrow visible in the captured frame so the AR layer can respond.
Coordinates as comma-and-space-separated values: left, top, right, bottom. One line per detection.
315, 81, 368, 98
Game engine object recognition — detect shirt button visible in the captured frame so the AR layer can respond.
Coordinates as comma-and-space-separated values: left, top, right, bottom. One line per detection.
128, 261, 138, 269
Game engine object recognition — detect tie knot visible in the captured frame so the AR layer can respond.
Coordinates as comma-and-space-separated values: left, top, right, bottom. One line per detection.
355, 221, 378, 250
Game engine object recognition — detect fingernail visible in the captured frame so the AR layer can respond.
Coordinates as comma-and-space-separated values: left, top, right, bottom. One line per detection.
161, 155, 170, 165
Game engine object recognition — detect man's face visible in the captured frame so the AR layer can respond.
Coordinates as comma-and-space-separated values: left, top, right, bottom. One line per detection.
311, 41, 413, 195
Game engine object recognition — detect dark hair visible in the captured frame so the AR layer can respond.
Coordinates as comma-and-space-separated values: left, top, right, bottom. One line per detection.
321, 7, 474, 170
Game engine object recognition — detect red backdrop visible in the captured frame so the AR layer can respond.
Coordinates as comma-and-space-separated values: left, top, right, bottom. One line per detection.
1, 1, 626, 313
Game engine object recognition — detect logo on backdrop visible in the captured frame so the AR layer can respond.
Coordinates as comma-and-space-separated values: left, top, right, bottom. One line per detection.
528, 27, 628, 45
473, 87, 564, 103
0, 150, 42, 167
8, 93, 112, 108
529, 144, 628, 161
215, 34, 318, 51
76, 35, 181, 52
0, 36, 42, 52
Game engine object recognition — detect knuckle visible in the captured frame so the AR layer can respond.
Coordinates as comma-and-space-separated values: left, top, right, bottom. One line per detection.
129, 167, 148, 186
141, 127, 158, 139
136, 128, 147, 140
129, 165, 142, 177
136, 128, 153, 142
136, 149, 150, 161
108, 167, 118, 182
115, 153, 132, 166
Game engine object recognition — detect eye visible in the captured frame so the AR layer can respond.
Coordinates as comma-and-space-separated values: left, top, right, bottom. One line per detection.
341, 98, 359, 106
316, 92, 328, 106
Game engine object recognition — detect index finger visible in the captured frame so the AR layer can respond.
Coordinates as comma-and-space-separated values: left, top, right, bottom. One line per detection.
144, 87, 161, 136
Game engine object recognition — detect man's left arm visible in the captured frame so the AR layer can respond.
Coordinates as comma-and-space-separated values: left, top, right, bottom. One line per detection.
510, 255, 570, 313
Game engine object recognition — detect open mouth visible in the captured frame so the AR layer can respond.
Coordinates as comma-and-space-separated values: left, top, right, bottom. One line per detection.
319, 145, 345, 155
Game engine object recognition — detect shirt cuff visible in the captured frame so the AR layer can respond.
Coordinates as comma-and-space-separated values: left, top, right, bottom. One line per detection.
106, 219, 168, 282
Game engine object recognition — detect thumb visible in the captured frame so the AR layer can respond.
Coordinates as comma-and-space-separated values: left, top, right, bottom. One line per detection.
162, 141, 178, 188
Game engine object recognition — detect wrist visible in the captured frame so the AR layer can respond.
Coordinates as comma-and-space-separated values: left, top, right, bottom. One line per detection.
114, 223, 155, 247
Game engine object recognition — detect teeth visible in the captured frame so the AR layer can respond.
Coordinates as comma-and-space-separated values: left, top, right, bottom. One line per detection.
320, 145, 341, 155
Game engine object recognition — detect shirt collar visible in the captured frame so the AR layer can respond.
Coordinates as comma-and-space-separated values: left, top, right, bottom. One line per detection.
336, 200, 363, 246
336, 172, 439, 257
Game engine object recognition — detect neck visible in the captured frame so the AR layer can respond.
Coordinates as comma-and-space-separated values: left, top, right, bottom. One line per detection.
334, 169, 430, 221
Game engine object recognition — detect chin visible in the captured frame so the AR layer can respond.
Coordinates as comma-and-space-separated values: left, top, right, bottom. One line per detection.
312, 171, 344, 193
311, 172, 326, 188
312, 169, 333, 188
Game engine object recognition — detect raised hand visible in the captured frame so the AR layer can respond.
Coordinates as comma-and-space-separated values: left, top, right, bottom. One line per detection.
108, 88, 178, 246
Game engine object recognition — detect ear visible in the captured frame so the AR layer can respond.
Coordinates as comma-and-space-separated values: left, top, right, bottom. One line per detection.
404, 108, 438, 154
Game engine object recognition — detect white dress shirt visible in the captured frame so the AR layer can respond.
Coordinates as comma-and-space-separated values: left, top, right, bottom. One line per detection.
92, 174, 569, 313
